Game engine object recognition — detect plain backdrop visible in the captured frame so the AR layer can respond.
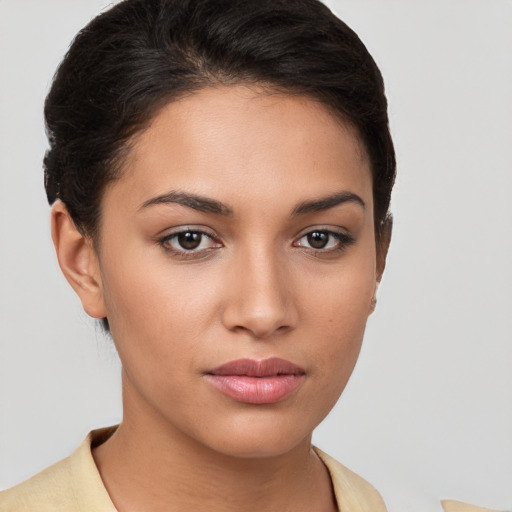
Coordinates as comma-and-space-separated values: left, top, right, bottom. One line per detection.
0, 1, 511, 511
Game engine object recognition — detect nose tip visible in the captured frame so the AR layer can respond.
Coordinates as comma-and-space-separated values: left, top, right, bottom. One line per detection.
230, 315, 288, 339
229, 302, 291, 339
221, 255, 297, 339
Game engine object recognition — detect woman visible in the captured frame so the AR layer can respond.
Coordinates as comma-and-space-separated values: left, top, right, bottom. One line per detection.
0, 1, 506, 511
0, 0, 393, 509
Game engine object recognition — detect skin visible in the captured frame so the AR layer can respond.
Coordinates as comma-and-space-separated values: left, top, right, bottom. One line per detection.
52, 85, 389, 512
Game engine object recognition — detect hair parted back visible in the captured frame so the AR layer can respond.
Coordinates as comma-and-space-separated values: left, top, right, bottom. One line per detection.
44, 0, 396, 242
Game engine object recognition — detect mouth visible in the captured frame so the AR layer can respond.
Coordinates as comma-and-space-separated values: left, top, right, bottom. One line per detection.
205, 358, 306, 404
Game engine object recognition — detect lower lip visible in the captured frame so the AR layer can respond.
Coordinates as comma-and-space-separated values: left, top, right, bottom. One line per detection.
205, 374, 304, 404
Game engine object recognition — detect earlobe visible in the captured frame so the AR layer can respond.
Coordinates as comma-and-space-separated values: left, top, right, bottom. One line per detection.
51, 201, 107, 319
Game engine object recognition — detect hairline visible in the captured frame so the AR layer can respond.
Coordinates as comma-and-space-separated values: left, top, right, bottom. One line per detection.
89, 81, 373, 251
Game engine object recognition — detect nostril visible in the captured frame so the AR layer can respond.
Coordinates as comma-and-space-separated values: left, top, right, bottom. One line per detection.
223, 308, 295, 339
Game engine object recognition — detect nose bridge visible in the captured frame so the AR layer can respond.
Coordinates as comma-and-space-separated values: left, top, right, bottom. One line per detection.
222, 241, 296, 338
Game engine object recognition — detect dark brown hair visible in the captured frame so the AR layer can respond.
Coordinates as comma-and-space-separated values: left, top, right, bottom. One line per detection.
44, 0, 395, 242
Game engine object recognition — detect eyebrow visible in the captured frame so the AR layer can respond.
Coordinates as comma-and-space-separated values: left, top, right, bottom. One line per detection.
292, 191, 365, 216
139, 189, 365, 217
140, 191, 233, 216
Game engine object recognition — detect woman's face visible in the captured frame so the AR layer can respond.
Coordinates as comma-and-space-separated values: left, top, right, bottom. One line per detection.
83, 86, 381, 457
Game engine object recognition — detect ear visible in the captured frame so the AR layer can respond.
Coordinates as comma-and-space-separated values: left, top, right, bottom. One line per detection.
51, 201, 107, 319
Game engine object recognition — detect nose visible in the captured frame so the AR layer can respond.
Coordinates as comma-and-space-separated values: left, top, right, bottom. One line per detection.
220, 246, 298, 339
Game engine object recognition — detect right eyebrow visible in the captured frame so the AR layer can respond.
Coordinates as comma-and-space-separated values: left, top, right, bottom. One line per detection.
139, 190, 234, 216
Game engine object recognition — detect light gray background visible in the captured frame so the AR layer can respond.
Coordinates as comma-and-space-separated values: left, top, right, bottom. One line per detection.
0, 1, 511, 511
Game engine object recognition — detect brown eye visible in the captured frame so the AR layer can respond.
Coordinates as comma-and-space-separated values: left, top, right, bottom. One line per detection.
160, 229, 221, 254
306, 231, 329, 249
177, 231, 203, 250
294, 229, 355, 254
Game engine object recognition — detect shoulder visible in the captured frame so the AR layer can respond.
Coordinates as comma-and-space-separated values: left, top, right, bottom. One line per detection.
314, 447, 387, 512
0, 455, 76, 512
442, 500, 507, 512
0, 427, 117, 512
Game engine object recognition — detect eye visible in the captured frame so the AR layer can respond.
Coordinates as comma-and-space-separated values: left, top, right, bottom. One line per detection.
159, 229, 221, 255
294, 229, 355, 253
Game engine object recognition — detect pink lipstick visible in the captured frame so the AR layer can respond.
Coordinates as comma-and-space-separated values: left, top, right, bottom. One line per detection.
205, 358, 305, 404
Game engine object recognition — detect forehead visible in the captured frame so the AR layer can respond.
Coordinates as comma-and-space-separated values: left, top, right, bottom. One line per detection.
109, 85, 373, 214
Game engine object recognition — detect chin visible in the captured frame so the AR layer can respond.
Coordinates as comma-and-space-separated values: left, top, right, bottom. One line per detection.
208, 434, 309, 460
193, 410, 317, 460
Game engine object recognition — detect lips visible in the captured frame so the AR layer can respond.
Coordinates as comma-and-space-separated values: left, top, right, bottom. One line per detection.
205, 358, 305, 404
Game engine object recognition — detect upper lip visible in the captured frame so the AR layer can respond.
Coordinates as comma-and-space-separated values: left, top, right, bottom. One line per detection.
207, 358, 305, 377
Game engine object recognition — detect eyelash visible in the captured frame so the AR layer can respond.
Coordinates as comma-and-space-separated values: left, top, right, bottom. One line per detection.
158, 227, 355, 259
293, 229, 355, 255
158, 228, 221, 259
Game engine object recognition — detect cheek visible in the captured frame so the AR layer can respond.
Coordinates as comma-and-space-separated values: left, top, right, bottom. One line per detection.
300, 250, 376, 329
299, 252, 376, 387
302, 295, 369, 423
99, 256, 220, 369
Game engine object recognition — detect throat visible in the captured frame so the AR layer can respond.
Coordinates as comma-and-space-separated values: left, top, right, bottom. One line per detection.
92, 425, 337, 512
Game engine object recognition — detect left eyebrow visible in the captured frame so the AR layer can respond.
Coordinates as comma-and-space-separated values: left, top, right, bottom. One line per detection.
292, 191, 366, 216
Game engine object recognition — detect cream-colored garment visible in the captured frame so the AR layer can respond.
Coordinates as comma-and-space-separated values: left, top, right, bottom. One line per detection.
0, 427, 118, 512
0, 427, 386, 512
441, 500, 504, 512
3, 430, 504, 512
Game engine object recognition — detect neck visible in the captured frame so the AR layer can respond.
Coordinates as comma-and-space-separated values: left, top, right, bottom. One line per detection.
92, 381, 337, 512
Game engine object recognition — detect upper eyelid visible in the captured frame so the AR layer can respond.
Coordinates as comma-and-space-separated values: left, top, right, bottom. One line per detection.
157, 225, 352, 243
158, 229, 222, 257
158, 227, 220, 248
293, 225, 350, 238
293, 228, 355, 249
295, 230, 351, 242
159, 226, 348, 237
159, 226, 218, 239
